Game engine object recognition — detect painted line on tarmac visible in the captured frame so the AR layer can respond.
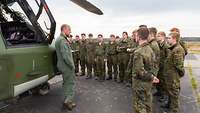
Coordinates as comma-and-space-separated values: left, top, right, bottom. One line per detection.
187, 63, 200, 110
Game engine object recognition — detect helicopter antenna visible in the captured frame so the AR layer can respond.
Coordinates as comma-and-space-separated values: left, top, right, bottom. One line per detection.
70, 0, 103, 15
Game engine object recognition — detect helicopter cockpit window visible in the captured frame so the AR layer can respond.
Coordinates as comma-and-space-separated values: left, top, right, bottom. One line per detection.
0, 0, 52, 47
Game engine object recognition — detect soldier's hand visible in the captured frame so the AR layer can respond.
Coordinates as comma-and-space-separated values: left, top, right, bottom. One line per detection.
152, 76, 159, 84
127, 48, 131, 52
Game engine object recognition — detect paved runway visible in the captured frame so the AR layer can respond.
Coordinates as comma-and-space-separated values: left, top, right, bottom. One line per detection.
1, 53, 200, 113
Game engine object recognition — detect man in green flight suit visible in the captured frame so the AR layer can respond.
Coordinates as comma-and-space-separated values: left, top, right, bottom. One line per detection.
162, 32, 185, 113
106, 34, 118, 81
132, 27, 159, 113
55, 24, 76, 110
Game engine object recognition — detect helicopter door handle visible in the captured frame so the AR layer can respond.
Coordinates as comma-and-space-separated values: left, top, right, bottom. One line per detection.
43, 55, 48, 58
27, 71, 42, 76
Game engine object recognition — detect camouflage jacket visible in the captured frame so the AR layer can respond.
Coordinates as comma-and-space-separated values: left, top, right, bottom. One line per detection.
163, 43, 185, 80
106, 41, 118, 55
149, 38, 160, 75
132, 42, 156, 82
79, 39, 87, 57
95, 42, 106, 56
86, 39, 96, 58
158, 40, 169, 70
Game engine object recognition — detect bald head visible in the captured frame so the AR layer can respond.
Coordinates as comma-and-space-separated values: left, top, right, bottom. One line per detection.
61, 24, 71, 36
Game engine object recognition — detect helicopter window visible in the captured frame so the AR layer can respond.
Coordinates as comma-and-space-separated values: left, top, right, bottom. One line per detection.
0, 22, 39, 46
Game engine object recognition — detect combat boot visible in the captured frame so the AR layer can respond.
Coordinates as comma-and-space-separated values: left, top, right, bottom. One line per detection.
63, 101, 76, 111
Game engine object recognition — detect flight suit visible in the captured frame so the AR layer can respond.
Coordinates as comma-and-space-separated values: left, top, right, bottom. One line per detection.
132, 42, 156, 113
71, 40, 80, 74
95, 42, 106, 81
55, 33, 75, 102
86, 39, 96, 78
106, 41, 118, 80
116, 38, 130, 83
79, 39, 87, 76
163, 43, 185, 113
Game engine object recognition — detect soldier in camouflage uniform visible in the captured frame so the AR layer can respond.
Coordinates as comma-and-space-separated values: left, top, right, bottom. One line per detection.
106, 34, 118, 81
71, 35, 81, 75
162, 32, 185, 113
95, 34, 106, 82
148, 27, 160, 76
116, 32, 130, 83
170, 27, 188, 56
132, 27, 159, 113
79, 33, 87, 76
126, 30, 138, 87
55, 24, 76, 110
86, 33, 96, 79
156, 31, 169, 100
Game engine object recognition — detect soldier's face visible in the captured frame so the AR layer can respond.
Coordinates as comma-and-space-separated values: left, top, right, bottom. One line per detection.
81, 35, 86, 40
167, 36, 175, 45
122, 33, 128, 39
156, 34, 164, 42
63, 27, 71, 36
110, 36, 115, 41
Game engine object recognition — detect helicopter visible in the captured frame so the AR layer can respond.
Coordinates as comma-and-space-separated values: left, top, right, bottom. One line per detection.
0, 0, 103, 102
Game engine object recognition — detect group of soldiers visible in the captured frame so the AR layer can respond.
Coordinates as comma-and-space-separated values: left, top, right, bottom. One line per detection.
68, 25, 186, 113
69, 31, 137, 84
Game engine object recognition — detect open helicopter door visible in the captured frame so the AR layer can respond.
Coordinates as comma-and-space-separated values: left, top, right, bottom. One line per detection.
15, 0, 56, 44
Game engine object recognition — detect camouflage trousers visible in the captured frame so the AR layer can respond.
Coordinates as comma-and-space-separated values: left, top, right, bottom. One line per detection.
132, 78, 153, 113
118, 53, 129, 82
96, 56, 105, 80
107, 55, 118, 80
86, 55, 96, 77
156, 69, 166, 95
166, 79, 180, 113
73, 53, 80, 73
80, 56, 86, 75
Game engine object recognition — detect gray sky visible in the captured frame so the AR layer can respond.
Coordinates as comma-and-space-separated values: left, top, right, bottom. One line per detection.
14, 0, 200, 37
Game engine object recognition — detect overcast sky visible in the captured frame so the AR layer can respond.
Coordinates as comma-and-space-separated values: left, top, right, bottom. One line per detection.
16, 0, 200, 38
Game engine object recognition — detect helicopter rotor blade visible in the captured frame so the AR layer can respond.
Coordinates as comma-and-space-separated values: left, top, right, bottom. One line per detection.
70, 0, 103, 15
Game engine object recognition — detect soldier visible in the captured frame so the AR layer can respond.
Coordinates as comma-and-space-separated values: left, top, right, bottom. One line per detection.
116, 32, 130, 83
71, 35, 81, 75
132, 27, 159, 113
162, 32, 185, 113
95, 34, 106, 82
156, 31, 169, 99
148, 27, 160, 76
79, 33, 87, 76
55, 24, 76, 110
126, 30, 138, 87
106, 34, 118, 81
86, 33, 96, 79
170, 27, 188, 56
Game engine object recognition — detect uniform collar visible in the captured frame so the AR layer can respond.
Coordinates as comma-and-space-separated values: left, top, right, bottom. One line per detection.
139, 42, 149, 47
168, 42, 178, 50
148, 38, 156, 43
